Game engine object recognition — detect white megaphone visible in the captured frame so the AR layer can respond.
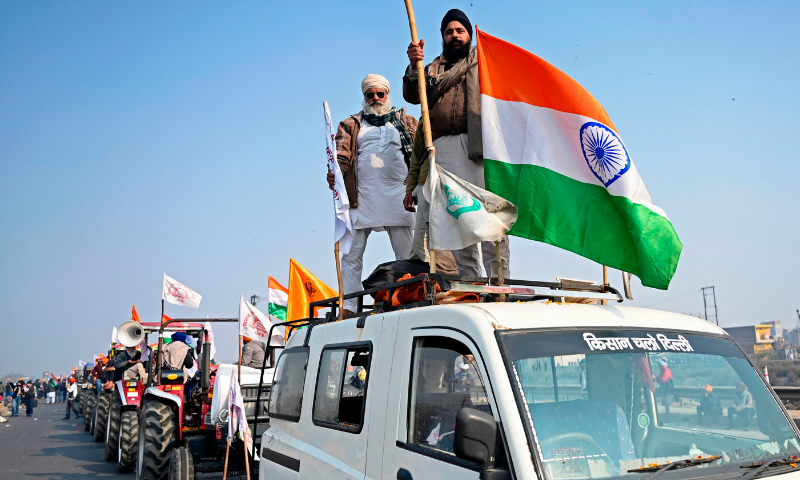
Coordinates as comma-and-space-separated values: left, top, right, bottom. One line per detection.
118, 321, 145, 348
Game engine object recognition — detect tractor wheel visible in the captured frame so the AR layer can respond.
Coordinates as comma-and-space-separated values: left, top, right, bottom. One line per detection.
85, 393, 95, 432
168, 447, 195, 480
94, 392, 111, 442
118, 409, 139, 473
105, 392, 122, 461
136, 398, 177, 480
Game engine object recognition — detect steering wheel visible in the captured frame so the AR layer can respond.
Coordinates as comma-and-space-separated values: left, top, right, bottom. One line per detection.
539, 433, 614, 466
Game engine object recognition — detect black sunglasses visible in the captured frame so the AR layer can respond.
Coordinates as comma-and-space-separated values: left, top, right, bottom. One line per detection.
365, 91, 386, 99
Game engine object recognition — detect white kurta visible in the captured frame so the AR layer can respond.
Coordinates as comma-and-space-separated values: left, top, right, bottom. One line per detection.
351, 120, 415, 230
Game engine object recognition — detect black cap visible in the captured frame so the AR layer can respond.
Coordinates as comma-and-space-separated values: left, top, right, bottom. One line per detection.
440, 9, 472, 39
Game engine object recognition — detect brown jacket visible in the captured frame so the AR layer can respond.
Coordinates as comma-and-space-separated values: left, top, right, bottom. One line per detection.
402, 47, 481, 159
334, 109, 418, 208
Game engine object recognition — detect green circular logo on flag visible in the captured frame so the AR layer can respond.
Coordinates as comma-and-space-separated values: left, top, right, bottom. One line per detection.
445, 185, 481, 219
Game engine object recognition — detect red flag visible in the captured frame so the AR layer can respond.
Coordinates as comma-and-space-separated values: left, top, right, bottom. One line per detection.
132, 305, 141, 323
161, 314, 172, 325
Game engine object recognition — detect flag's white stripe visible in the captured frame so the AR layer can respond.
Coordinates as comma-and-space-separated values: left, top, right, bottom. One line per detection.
268, 288, 288, 306
481, 95, 667, 218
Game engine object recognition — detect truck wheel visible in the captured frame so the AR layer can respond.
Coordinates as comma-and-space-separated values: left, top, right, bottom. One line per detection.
105, 393, 122, 461
94, 392, 110, 442
85, 393, 95, 432
118, 409, 139, 473
168, 447, 195, 480
136, 399, 176, 480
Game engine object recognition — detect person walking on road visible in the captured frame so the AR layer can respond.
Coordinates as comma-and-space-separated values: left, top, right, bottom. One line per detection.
23, 381, 36, 417
46, 379, 56, 404
11, 380, 24, 417
4, 379, 11, 398
63, 378, 81, 419
41, 379, 51, 404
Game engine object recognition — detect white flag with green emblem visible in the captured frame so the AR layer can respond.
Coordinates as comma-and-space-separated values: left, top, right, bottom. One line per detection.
424, 164, 518, 250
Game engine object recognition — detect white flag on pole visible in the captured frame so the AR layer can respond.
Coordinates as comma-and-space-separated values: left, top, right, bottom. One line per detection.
424, 164, 518, 250
162, 273, 202, 308
111, 327, 119, 344
324, 101, 354, 255
228, 374, 255, 456
78, 360, 87, 368
239, 296, 284, 347
204, 321, 217, 358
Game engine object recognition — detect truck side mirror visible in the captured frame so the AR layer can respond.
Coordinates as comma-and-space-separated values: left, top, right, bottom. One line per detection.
454, 407, 497, 470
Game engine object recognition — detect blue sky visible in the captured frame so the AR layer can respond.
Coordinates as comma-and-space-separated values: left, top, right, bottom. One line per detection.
1, 1, 798, 377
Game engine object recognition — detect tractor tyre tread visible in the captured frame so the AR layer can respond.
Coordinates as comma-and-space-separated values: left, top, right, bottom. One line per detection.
168, 447, 195, 480
118, 410, 139, 473
94, 392, 110, 442
137, 399, 177, 480
105, 392, 122, 461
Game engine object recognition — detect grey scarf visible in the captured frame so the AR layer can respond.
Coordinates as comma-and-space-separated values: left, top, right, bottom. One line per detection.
427, 46, 482, 161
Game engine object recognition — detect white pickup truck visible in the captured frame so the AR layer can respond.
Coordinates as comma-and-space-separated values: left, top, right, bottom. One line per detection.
259, 299, 800, 480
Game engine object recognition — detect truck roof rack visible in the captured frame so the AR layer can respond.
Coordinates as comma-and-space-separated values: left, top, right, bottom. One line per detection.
308, 274, 623, 322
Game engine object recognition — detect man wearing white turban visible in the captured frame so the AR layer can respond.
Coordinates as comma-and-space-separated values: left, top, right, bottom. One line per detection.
327, 74, 419, 313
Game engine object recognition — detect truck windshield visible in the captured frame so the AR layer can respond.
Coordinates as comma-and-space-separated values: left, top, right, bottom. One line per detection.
497, 329, 800, 480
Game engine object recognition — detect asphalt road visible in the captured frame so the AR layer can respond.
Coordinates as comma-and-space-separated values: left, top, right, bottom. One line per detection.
0, 402, 126, 479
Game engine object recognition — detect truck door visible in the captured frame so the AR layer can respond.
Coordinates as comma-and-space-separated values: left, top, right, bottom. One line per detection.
298, 316, 384, 480
382, 328, 500, 480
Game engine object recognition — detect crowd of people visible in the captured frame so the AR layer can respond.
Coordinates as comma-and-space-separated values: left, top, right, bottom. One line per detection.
1, 375, 75, 418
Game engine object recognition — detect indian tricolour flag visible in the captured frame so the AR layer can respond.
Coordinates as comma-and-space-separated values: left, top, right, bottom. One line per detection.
267, 276, 288, 324
477, 29, 682, 289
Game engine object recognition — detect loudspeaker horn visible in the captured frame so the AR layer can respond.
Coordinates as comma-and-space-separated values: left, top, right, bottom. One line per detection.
118, 320, 145, 348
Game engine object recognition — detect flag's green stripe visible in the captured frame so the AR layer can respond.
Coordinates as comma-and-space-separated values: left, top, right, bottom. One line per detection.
485, 160, 682, 290
268, 303, 287, 321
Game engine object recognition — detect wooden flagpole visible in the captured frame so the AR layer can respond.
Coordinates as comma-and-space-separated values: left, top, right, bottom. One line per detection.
238, 334, 242, 383
335, 241, 344, 320
495, 241, 506, 301
601, 266, 609, 305
222, 439, 231, 480
403, 0, 437, 274
243, 446, 251, 480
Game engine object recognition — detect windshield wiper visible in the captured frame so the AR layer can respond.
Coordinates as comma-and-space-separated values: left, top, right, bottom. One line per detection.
738, 457, 800, 480
628, 456, 721, 480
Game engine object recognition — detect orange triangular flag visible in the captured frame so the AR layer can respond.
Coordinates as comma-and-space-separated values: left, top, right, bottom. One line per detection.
286, 259, 338, 321
162, 313, 172, 325
132, 305, 141, 323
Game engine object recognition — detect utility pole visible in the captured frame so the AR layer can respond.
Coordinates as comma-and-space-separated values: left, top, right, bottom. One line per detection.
701, 286, 719, 326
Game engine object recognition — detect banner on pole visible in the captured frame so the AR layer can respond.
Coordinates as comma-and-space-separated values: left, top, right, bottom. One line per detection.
324, 101, 354, 255
162, 274, 202, 308
239, 296, 284, 347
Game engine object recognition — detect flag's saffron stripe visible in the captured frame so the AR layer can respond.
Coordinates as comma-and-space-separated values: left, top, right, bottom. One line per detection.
485, 160, 681, 289
477, 29, 616, 131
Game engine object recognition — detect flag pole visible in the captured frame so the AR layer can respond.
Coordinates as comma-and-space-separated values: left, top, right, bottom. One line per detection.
243, 446, 251, 480
335, 241, 344, 321
155, 299, 165, 386
403, 0, 437, 274
238, 334, 242, 383
222, 439, 231, 480
495, 241, 506, 301
601, 266, 609, 306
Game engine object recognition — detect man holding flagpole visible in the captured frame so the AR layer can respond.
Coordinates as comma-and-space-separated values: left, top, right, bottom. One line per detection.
403, 8, 510, 278
326, 75, 418, 313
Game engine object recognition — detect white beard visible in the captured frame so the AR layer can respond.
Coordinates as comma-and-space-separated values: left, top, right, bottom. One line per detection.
363, 99, 393, 116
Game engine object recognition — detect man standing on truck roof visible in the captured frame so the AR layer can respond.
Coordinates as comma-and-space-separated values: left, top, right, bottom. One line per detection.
326, 74, 418, 314
241, 336, 266, 369
403, 8, 510, 278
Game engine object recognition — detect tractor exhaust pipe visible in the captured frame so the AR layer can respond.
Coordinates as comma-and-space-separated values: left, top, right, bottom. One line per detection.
200, 342, 211, 389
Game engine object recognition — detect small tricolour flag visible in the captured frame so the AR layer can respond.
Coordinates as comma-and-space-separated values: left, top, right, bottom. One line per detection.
477, 29, 682, 289
162, 273, 202, 308
267, 276, 288, 324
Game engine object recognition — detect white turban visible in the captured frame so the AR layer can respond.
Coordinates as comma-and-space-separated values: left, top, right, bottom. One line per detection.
361, 74, 390, 94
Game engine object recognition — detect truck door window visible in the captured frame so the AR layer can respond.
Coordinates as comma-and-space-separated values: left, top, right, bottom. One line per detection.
268, 347, 309, 423
408, 336, 492, 455
312, 345, 371, 432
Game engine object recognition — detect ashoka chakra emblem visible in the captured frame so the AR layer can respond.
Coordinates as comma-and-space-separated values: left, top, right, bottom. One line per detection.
579, 122, 631, 187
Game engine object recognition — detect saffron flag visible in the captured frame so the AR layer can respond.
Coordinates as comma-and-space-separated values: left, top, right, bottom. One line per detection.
424, 164, 517, 250
267, 276, 288, 324
239, 295, 284, 347
286, 259, 338, 321
161, 314, 172, 325
162, 274, 202, 308
132, 305, 141, 323
477, 29, 682, 289
324, 101, 354, 254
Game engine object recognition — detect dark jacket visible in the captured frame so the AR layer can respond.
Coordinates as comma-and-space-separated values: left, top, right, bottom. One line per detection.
23, 384, 35, 399
334, 109, 418, 208
402, 46, 481, 159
